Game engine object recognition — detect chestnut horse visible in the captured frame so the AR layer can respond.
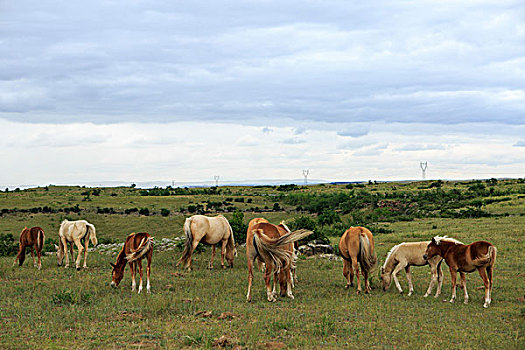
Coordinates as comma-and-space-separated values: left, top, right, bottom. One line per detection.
424, 236, 497, 308
177, 215, 236, 271
110, 232, 153, 294
13, 227, 45, 269
55, 219, 98, 270
381, 241, 446, 297
246, 221, 312, 302
339, 226, 377, 294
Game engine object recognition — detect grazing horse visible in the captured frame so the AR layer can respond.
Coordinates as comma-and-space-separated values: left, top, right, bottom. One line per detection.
380, 241, 447, 297
110, 232, 153, 294
339, 226, 377, 294
246, 222, 312, 302
177, 215, 236, 271
55, 219, 98, 270
13, 227, 45, 270
424, 236, 497, 308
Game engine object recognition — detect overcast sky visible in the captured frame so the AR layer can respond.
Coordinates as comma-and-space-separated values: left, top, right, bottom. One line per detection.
1, 0, 524, 187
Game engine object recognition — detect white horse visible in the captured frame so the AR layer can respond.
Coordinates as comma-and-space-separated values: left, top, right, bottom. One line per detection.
380, 241, 448, 297
177, 215, 236, 271
55, 219, 98, 270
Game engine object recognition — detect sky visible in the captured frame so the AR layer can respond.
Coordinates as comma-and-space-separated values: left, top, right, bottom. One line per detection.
1, 0, 524, 187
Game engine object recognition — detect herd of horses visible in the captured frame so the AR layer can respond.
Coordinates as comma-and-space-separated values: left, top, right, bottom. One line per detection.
12, 215, 497, 308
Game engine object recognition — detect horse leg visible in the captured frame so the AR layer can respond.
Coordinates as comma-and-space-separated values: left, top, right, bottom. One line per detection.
186, 240, 200, 271
146, 249, 152, 293
130, 262, 136, 292
265, 262, 276, 302
405, 265, 414, 296
425, 262, 438, 297
137, 259, 144, 294
478, 267, 491, 308
30, 246, 36, 267
73, 238, 84, 270
342, 259, 351, 288
208, 245, 216, 269
363, 267, 371, 294
220, 239, 227, 269
449, 268, 457, 303
246, 257, 255, 302
352, 257, 361, 294
61, 237, 70, 268
286, 268, 294, 299
391, 262, 405, 294
436, 260, 444, 298
13, 243, 24, 266
460, 272, 468, 304
82, 238, 89, 268
487, 264, 494, 306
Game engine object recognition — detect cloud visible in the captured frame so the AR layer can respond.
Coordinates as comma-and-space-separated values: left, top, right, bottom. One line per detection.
513, 140, 525, 147
394, 144, 447, 151
282, 138, 306, 144
337, 125, 369, 138
262, 127, 273, 134
294, 127, 307, 135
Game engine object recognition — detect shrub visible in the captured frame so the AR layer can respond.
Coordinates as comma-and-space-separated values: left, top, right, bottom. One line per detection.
229, 210, 248, 244
0, 233, 18, 256
160, 208, 170, 217
139, 208, 150, 216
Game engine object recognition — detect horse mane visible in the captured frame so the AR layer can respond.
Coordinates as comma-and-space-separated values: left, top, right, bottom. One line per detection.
382, 243, 402, 269
433, 236, 463, 245
279, 221, 291, 233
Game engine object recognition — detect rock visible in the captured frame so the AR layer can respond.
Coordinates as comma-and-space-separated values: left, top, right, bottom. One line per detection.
297, 243, 334, 256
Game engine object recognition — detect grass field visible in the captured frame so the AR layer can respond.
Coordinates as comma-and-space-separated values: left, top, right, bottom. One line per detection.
0, 182, 524, 349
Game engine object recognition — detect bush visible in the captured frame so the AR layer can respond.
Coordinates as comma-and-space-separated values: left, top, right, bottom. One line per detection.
287, 215, 328, 244
139, 208, 150, 216
0, 233, 18, 256
229, 210, 248, 244
160, 208, 170, 217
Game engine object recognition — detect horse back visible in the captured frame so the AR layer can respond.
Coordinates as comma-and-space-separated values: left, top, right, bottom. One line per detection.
252, 222, 282, 239
339, 227, 361, 259
126, 232, 151, 254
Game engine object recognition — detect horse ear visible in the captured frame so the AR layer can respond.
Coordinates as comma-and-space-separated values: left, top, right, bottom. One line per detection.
54, 244, 59, 250
431, 237, 436, 245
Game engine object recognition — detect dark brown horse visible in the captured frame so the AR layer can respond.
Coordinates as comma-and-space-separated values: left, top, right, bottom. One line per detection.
110, 232, 153, 294
13, 227, 45, 270
424, 236, 497, 308
339, 226, 377, 294
246, 221, 312, 302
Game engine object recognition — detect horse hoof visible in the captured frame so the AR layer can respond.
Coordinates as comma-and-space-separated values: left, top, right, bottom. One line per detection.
483, 303, 489, 308
345, 284, 350, 289
76, 267, 80, 271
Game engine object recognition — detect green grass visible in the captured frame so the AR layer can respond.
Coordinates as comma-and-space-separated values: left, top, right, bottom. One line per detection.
0, 182, 524, 349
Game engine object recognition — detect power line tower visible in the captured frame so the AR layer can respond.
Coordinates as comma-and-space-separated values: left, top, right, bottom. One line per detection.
420, 162, 428, 180
214, 175, 220, 187
302, 169, 310, 185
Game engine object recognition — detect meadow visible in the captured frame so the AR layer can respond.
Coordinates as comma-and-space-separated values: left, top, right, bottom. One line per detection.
0, 180, 523, 349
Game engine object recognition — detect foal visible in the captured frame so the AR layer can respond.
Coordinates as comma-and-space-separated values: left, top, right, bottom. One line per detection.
424, 236, 497, 308
13, 227, 45, 269
110, 232, 153, 294
339, 227, 377, 294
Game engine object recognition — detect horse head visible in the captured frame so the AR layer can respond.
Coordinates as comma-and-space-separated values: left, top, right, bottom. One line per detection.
380, 266, 392, 291
423, 238, 439, 261
55, 244, 64, 266
110, 262, 125, 287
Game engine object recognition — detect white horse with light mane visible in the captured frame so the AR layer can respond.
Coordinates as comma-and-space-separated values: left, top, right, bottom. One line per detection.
177, 215, 236, 271
55, 219, 98, 270
380, 241, 453, 297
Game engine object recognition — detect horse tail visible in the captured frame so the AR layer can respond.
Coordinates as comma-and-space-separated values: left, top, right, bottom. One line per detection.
359, 231, 377, 273
225, 218, 236, 254
474, 245, 497, 267
37, 228, 45, 251
86, 223, 97, 246
126, 236, 153, 262
253, 229, 313, 273
178, 217, 194, 266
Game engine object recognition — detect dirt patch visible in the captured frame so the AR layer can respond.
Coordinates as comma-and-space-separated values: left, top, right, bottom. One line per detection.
195, 310, 213, 318
115, 310, 144, 321
212, 335, 238, 348
218, 312, 241, 320
258, 341, 286, 349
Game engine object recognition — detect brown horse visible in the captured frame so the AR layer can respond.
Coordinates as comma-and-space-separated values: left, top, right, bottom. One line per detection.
13, 227, 45, 269
110, 232, 153, 294
339, 226, 377, 294
246, 221, 312, 302
424, 236, 497, 308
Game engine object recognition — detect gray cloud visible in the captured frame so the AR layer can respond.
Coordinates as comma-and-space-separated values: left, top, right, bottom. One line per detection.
394, 144, 447, 151
514, 140, 525, 147
0, 1, 524, 126
337, 125, 369, 138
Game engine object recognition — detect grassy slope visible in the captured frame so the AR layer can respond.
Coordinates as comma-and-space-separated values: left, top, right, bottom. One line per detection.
0, 182, 524, 349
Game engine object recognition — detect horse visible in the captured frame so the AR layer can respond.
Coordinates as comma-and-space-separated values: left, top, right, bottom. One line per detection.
246, 221, 312, 302
380, 241, 447, 297
110, 232, 153, 294
13, 227, 45, 270
339, 226, 377, 294
177, 215, 236, 271
423, 236, 497, 308
55, 219, 98, 270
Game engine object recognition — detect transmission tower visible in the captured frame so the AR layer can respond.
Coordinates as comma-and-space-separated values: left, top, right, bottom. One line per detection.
420, 162, 428, 180
302, 169, 310, 185
214, 175, 220, 187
